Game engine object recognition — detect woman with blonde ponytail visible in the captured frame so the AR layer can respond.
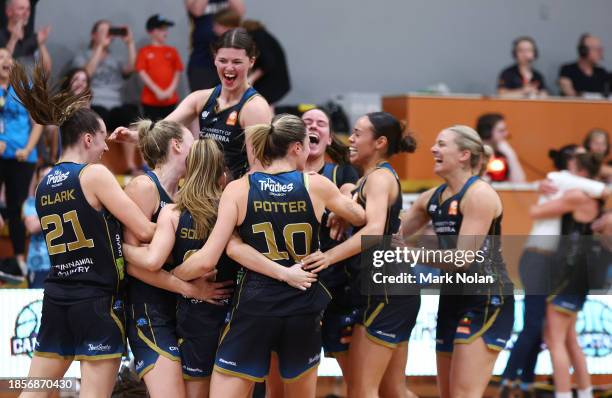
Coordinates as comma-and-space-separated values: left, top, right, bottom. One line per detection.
398, 125, 514, 398
9, 61, 156, 397
140, 113, 366, 398
121, 119, 234, 398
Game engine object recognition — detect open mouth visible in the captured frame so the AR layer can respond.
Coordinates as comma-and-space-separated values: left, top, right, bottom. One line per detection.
349, 147, 357, 156
223, 72, 236, 83
1, 65, 10, 73
309, 134, 320, 145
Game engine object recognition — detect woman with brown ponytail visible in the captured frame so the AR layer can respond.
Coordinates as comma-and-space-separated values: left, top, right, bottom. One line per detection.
9, 62, 155, 397
302, 111, 419, 398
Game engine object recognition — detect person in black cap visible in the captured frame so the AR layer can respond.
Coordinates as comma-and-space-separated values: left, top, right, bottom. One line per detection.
136, 14, 184, 121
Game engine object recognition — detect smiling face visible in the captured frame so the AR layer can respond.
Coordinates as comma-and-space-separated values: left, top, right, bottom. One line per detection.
302, 109, 332, 161
0, 49, 13, 80
431, 129, 468, 177
69, 70, 89, 95
587, 132, 608, 156
348, 116, 381, 167
86, 118, 109, 163
214, 48, 253, 90
6, 0, 30, 24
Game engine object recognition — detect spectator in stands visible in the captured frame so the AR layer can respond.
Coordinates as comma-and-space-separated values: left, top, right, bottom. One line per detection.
73, 20, 140, 173
476, 113, 526, 182
0, 47, 43, 280
184, 0, 245, 91
559, 34, 608, 97
243, 19, 291, 109
498, 36, 547, 98
45, 67, 92, 162
22, 162, 52, 288
136, 14, 183, 121
0, 0, 38, 37
0, 0, 51, 73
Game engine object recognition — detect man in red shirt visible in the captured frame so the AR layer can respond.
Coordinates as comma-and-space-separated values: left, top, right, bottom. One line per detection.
136, 14, 184, 121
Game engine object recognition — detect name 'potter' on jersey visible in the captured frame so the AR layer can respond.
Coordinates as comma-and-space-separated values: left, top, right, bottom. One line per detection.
199, 85, 259, 179
35, 163, 125, 302
237, 171, 331, 316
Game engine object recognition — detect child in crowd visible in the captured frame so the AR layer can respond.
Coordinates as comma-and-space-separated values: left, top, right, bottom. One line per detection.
136, 14, 183, 121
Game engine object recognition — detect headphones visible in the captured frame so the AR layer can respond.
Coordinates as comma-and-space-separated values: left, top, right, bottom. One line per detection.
512, 36, 538, 60
578, 33, 591, 58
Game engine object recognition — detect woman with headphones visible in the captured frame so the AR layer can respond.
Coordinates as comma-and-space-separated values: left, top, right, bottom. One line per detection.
497, 36, 548, 98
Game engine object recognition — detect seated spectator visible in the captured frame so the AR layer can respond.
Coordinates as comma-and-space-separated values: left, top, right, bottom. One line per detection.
498, 36, 547, 98
476, 113, 526, 182
136, 14, 183, 121
0, 48, 43, 279
22, 163, 52, 288
243, 19, 291, 108
0, 0, 51, 73
559, 34, 608, 97
73, 20, 140, 173
184, 0, 245, 91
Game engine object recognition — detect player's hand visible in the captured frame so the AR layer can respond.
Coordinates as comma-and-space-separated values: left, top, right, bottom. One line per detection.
537, 179, 558, 196
109, 126, 138, 143
391, 233, 407, 249
37, 26, 52, 46
0, 141, 6, 156
281, 263, 317, 291
188, 276, 234, 304
301, 250, 330, 274
593, 212, 612, 250
327, 212, 348, 241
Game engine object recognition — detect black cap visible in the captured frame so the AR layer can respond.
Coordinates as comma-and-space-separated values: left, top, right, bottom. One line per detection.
146, 14, 175, 31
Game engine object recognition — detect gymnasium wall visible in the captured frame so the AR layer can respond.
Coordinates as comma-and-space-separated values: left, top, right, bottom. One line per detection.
36, 0, 612, 104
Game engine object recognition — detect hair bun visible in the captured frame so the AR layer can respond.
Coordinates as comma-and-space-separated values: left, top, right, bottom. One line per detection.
398, 134, 417, 153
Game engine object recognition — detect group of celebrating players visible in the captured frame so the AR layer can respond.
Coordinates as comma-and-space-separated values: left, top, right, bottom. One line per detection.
10, 28, 599, 398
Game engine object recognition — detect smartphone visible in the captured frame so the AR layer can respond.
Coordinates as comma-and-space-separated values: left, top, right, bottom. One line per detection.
109, 27, 128, 37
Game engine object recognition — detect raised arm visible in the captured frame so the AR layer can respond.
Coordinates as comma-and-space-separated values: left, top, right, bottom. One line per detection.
185, 0, 210, 17
81, 164, 155, 242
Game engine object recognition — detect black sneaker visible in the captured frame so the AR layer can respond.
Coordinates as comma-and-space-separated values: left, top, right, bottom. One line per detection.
112, 363, 147, 397
0, 257, 25, 284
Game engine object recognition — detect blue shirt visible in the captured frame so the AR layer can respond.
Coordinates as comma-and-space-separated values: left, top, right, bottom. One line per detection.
22, 197, 51, 272
0, 85, 36, 162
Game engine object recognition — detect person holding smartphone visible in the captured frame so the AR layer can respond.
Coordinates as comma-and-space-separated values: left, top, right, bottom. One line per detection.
72, 20, 140, 174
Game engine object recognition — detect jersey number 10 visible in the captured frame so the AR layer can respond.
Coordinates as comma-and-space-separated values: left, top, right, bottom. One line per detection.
252, 221, 313, 263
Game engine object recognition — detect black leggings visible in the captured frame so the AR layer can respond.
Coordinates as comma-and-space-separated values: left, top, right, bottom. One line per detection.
0, 158, 35, 255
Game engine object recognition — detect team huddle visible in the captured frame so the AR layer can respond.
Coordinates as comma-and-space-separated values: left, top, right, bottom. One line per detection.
9, 28, 599, 398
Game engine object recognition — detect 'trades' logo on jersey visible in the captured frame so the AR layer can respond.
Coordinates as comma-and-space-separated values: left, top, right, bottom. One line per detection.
47, 170, 70, 186
258, 177, 294, 196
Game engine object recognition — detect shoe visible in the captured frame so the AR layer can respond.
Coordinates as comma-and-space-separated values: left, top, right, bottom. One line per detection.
0, 257, 25, 284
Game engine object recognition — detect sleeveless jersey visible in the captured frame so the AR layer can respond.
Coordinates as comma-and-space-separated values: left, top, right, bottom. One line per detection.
172, 208, 239, 307
35, 162, 124, 303
198, 84, 259, 179
350, 161, 404, 301
318, 163, 358, 288
236, 170, 331, 316
427, 175, 512, 295
354, 162, 402, 235
127, 171, 175, 305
